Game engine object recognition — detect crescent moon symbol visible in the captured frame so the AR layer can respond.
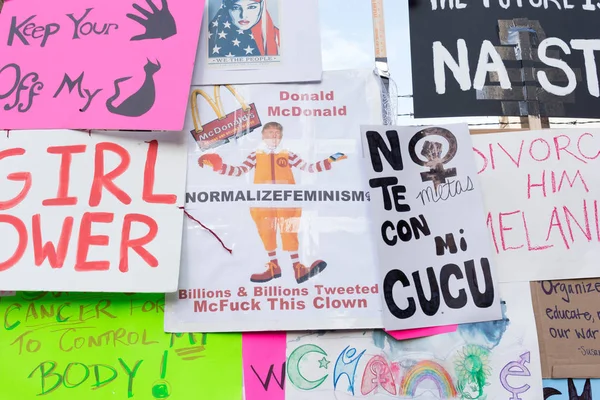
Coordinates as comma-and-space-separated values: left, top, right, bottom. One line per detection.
287, 344, 329, 391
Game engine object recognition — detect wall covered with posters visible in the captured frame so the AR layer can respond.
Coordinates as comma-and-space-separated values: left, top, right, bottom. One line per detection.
0, 283, 546, 400
3, 0, 600, 398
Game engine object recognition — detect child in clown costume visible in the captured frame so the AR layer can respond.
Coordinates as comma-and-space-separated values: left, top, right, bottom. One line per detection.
198, 122, 347, 284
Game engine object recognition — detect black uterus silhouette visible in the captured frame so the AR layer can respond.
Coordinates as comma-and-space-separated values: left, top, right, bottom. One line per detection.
106, 58, 161, 117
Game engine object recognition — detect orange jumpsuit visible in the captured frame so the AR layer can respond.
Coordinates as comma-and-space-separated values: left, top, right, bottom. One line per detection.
218, 149, 332, 252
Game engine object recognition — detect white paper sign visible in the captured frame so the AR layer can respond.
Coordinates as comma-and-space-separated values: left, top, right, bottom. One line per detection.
193, 0, 322, 85
165, 70, 383, 332
0, 130, 187, 292
473, 128, 600, 282
361, 124, 502, 330
285, 282, 543, 400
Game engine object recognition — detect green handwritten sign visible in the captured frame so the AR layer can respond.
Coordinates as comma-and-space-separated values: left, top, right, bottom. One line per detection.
0, 292, 242, 399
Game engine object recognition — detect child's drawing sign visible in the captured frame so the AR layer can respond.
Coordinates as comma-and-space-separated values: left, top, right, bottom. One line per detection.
0, 0, 205, 130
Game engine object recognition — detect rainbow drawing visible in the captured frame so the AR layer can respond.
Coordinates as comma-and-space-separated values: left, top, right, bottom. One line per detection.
400, 360, 458, 398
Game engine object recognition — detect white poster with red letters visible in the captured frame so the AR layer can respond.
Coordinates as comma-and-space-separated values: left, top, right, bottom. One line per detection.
473, 129, 600, 282
0, 130, 187, 292
165, 69, 384, 332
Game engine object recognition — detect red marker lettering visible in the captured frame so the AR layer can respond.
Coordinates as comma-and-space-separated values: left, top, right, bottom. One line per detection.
75, 212, 114, 271
142, 140, 176, 204
32, 214, 74, 269
43, 145, 86, 206
0, 148, 32, 210
0, 215, 27, 271
119, 213, 159, 272
89, 143, 132, 207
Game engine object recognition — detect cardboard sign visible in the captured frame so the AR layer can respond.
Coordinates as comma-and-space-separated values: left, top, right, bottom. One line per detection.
473, 129, 600, 282
361, 123, 501, 330
409, 1, 600, 119
0, 292, 242, 399
531, 279, 600, 378
0, 0, 204, 130
0, 130, 187, 292
165, 70, 384, 332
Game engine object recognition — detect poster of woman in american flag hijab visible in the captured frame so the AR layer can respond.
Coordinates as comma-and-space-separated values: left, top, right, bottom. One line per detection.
207, 0, 281, 65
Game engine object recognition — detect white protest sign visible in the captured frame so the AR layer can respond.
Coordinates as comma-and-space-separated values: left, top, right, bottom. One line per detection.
165, 70, 383, 332
362, 123, 502, 330
473, 128, 600, 282
286, 282, 543, 400
0, 130, 187, 292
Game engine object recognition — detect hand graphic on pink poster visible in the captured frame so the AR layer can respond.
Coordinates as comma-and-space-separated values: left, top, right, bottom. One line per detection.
127, 0, 177, 41
0, 0, 204, 130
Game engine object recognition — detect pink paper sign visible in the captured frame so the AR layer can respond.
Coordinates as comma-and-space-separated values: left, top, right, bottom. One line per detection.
385, 325, 458, 341
242, 332, 286, 400
0, 0, 204, 130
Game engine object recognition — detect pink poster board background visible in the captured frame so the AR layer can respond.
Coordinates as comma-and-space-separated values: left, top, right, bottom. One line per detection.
243, 332, 286, 400
0, 0, 204, 130
386, 325, 458, 341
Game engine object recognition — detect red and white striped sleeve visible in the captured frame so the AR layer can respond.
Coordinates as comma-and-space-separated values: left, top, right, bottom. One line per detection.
288, 152, 332, 173
218, 152, 256, 176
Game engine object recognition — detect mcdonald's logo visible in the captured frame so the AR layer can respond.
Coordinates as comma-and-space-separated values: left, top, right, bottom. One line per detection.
190, 85, 262, 151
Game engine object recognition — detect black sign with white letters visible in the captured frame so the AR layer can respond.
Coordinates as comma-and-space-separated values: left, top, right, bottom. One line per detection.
409, 0, 600, 118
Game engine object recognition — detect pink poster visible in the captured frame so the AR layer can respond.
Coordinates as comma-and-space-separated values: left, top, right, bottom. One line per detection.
0, 0, 204, 130
386, 325, 458, 341
243, 333, 286, 400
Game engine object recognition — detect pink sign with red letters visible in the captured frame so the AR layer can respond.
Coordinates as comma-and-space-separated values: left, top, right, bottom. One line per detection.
0, 0, 204, 130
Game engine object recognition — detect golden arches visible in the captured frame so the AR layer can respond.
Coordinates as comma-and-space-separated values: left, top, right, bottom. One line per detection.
190, 85, 251, 133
